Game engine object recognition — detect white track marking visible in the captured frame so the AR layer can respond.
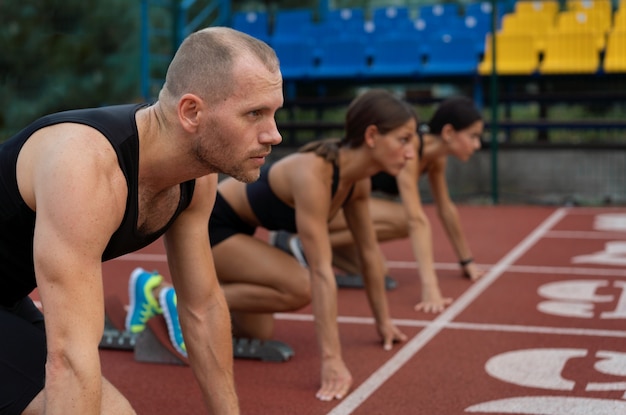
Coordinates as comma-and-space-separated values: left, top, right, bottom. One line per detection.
386, 261, 626, 277
115, 255, 626, 278
325, 208, 569, 415
544, 230, 626, 239
275, 313, 626, 338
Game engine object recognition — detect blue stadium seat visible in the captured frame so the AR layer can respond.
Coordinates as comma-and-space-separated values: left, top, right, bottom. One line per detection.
231, 11, 270, 43
313, 37, 369, 79
368, 34, 423, 78
464, 1, 506, 32
415, 13, 467, 57
465, 1, 494, 26
313, 7, 367, 45
271, 9, 314, 43
372, 6, 412, 31
325, 7, 366, 32
418, 3, 461, 31
421, 32, 480, 75
461, 15, 491, 54
272, 38, 316, 80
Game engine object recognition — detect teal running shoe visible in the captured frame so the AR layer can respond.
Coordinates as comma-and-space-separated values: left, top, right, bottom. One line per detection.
125, 267, 163, 333
159, 287, 187, 357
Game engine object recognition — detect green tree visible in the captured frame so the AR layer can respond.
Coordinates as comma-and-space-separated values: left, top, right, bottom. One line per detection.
0, 0, 141, 141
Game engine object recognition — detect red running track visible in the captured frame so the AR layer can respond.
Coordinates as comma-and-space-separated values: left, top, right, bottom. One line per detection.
41, 205, 626, 414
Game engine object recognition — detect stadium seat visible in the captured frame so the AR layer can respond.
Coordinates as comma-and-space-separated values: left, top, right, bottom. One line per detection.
604, 31, 626, 73
421, 33, 480, 76
465, 0, 507, 33
462, 11, 491, 37
613, 7, 626, 32
437, 13, 493, 55
325, 7, 366, 31
372, 6, 411, 31
553, 10, 611, 50
418, 3, 461, 24
478, 32, 539, 74
313, 37, 369, 78
313, 7, 367, 44
272, 37, 316, 80
271, 9, 314, 43
540, 31, 600, 73
566, 0, 612, 15
465, 1, 495, 22
514, 0, 560, 19
412, 16, 437, 38
231, 11, 270, 43
367, 34, 423, 78
500, 11, 556, 52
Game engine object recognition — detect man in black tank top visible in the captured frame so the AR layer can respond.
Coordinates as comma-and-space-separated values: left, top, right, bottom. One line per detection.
0, 27, 283, 414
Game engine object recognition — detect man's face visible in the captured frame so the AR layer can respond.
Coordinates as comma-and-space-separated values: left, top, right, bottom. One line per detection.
196, 58, 284, 183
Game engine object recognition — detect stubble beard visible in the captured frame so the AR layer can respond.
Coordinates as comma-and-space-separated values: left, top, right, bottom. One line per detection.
194, 138, 261, 184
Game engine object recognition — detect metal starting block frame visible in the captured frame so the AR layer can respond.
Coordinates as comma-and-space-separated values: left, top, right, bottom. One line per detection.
100, 329, 137, 350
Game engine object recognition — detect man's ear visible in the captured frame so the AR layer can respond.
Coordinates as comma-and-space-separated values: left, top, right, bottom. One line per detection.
364, 124, 379, 148
178, 93, 203, 133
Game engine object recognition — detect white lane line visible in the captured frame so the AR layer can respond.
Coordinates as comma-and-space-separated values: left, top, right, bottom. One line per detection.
387, 261, 626, 277
115, 252, 626, 278
114, 253, 167, 262
544, 230, 626, 239
507, 265, 626, 277
276, 313, 626, 339
326, 207, 569, 415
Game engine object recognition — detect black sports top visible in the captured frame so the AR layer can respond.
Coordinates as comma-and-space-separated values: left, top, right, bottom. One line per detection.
370, 130, 425, 196
0, 104, 195, 307
246, 161, 352, 233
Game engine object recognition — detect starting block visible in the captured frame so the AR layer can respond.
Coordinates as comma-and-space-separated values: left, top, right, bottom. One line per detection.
100, 315, 137, 350
233, 337, 294, 362
134, 315, 188, 365
100, 296, 294, 363
99, 296, 137, 351
335, 274, 398, 290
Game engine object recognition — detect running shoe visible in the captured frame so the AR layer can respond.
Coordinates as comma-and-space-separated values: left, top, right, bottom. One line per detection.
125, 267, 163, 333
159, 287, 187, 358
269, 230, 308, 267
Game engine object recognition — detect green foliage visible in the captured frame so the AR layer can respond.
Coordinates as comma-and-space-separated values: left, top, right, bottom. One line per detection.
0, 0, 141, 141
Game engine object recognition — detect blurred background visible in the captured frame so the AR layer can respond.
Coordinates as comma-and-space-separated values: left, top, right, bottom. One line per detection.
2, 0, 625, 205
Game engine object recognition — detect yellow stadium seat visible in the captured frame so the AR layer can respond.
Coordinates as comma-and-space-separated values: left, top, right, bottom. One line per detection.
614, 8, 626, 31
478, 33, 539, 75
500, 12, 555, 52
515, 0, 560, 18
553, 10, 611, 50
557, 10, 611, 33
604, 31, 626, 72
567, 0, 612, 16
540, 31, 600, 73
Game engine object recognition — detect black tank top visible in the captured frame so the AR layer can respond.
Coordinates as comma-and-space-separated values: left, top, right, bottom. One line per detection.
246, 160, 353, 233
0, 104, 195, 306
370, 130, 424, 196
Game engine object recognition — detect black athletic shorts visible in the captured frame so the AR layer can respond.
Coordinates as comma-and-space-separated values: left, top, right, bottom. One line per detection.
0, 296, 46, 415
209, 192, 256, 247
